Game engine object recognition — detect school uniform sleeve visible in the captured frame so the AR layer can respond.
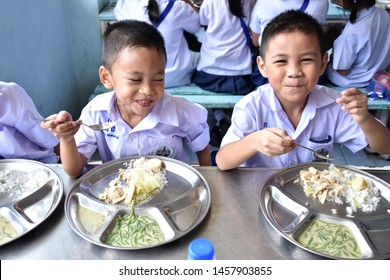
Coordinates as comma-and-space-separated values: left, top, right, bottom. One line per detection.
0, 82, 59, 163
174, 1, 201, 33
331, 28, 358, 71
175, 98, 210, 153
74, 92, 115, 161
198, 0, 211, 26
249, 0, 262, 34
308, 0, 329, 23
220, 92, 260, 148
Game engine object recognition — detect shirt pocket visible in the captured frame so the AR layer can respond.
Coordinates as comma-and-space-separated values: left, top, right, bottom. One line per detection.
141, 134, 182, 159
306, 141, 334, 162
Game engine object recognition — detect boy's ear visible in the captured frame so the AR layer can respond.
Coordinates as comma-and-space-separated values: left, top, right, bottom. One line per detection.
258, 56, 268, 78
99, 66, 114, 90
319, 52, 328, 76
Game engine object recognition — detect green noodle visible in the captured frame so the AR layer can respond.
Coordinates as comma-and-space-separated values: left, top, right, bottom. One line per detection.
105, 207, 164, 247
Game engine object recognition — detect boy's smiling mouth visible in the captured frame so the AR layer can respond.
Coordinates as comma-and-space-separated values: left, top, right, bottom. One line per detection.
137, 99, 154, 107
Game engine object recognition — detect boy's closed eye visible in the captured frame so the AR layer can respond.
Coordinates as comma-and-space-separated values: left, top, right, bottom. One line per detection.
274, 59, 287, 64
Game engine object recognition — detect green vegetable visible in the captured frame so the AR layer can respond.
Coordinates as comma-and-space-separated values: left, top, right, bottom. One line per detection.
106, 207, 164, 247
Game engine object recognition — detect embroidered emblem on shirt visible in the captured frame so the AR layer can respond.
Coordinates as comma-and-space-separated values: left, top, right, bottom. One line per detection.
154, 145, 174, 158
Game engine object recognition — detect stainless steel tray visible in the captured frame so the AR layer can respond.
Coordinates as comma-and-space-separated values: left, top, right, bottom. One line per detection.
65, 156, 211, 250
260, 162, 390, 259
0, 159, 64, 246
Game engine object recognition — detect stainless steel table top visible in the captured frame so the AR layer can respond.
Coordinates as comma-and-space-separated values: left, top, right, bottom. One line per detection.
1, 164, 389, 260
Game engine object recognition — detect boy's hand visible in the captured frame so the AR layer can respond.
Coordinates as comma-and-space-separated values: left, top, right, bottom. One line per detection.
253, 128, 295, 156
336, 88, 369, 124
41, 110, 80, 141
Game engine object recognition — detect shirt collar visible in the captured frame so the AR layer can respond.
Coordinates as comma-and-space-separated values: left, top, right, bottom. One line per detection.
260, 84, 336, 117
356, 6, 375, 22
96, 91, 180, 129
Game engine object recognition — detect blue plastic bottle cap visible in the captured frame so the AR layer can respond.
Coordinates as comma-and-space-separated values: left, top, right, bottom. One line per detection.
188, 238, 215, 260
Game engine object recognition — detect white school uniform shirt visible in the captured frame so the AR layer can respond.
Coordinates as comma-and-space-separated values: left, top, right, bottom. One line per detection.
75, 91, 209, 164
326, 6, 390, 88
195, 0, 257, 75
220, 84, 367, 168
249, 0, 329, 45
0, 82, 59, 163
114, 0, 200, 87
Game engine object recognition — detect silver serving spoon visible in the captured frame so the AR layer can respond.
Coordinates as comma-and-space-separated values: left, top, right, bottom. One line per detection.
295, 143, 335, 161
31, 118, 115, 131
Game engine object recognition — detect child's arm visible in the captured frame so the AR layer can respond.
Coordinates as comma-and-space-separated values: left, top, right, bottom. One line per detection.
41, 111, 88, 178
196, 145, 211, 166
216, 128, 295, 170
337, 88, 390, 154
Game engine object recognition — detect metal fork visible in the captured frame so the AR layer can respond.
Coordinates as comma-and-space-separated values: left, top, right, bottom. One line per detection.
31, 118, 115, 131
295, 143, 335, 161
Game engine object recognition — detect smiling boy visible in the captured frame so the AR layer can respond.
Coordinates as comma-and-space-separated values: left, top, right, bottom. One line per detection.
216, 10, 390, 170
43, 20, 211, 177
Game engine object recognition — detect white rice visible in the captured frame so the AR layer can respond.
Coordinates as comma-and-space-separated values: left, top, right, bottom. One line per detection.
0, 169, 49, 200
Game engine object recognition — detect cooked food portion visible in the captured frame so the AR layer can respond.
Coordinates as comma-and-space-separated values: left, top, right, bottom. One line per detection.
0, 169, 49, 200
105, 208, 165, 247
0, 215, 19, 245
78, 205, 106, 234
296, 165, 381, 214
297, 219, 362, 259
98, 158, 167, 206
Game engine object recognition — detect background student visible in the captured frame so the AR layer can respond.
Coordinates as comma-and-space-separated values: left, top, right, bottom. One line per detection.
114, 0, 201, 87
0, 81, 59, 163
216, 10, 390, 170
326, 0, 390, 87
42, 20, 211, 178
191, 0, 257, 147
249, 0, 329, 47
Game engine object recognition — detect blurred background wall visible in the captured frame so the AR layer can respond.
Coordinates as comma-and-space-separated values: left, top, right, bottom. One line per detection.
0, 0, 107, 117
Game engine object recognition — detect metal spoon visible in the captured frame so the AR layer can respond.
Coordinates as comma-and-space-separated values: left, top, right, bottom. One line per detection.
295, 143, 335, 161
31, 118, 115, 131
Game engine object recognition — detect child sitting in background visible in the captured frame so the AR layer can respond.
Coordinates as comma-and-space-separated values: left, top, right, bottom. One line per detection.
326, 0, 390, 87
192, 0, 257, 95
42, 20, 211, 178
249, 0, 329, 47
114, 0, 200, 88
191, 0, 257, 147
216, 10, 390, 170
0, 81, 59, 163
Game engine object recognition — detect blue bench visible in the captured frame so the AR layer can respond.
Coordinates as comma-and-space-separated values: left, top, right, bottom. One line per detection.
91, 83, 390, 110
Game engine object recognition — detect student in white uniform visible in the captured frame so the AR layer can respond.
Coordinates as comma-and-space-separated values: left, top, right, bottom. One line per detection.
114, 0, 200, 88
42, 20, 211, 178
192, 0, 257, 95
0, 81, 59, 163
326, 0, 390, 87
216, 10, 390, 170
249, 0, 329, 47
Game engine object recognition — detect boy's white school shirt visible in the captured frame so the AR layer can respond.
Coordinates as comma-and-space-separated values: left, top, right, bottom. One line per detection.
249, 0, 329, 45
195, 0, 256, 75
220, 84, 367, 168
75, 91, 209, 164
114, 0, 200, 87
0, 82, 59, 163
326, 6, 390, 87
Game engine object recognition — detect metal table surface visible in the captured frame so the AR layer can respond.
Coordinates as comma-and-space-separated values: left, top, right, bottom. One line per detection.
0, 164, 389, 260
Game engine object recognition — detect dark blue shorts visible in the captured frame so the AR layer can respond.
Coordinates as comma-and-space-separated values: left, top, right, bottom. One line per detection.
191, 70, 256, 95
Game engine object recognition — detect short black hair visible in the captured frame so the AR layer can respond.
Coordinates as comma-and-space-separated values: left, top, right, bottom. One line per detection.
260, 10, 325, 59
102, 20, 167, 70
